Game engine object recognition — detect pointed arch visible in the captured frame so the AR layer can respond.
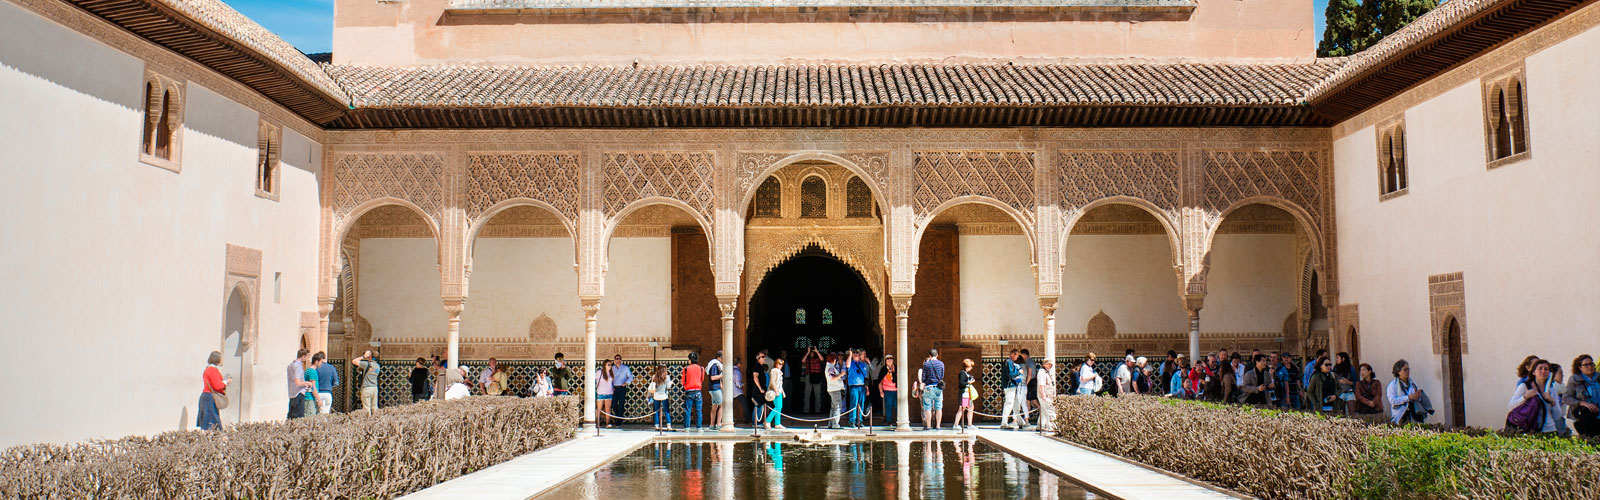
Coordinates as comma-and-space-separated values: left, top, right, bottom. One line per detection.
1199, 197, 1327, 296
603, 197, 715, 258
465, 198, 577, 272
913, 196, 1037, 267
1060, 196, 1182, 273
737, 152, 890, 220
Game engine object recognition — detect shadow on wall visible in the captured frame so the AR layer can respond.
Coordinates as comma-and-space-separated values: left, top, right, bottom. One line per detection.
0, 1, 145, 111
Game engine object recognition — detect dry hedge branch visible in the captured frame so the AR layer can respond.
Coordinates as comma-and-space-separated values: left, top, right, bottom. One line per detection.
1052, 395, 1599, 500
0, 396, 580, 500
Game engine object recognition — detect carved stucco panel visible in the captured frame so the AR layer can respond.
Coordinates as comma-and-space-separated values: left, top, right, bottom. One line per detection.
465, 152, 581, 223
601, 151, 716, 224
912, 150, 1036, 222
331, 152, 447, 228
1058, 150, 1183, 223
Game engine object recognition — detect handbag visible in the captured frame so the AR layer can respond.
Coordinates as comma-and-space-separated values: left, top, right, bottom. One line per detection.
212, 392, 229, 410
764, 389, 777, 401
1506, 384, 1546, 432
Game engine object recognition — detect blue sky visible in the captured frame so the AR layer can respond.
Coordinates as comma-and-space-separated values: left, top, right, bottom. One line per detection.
222, 0, 1330, 56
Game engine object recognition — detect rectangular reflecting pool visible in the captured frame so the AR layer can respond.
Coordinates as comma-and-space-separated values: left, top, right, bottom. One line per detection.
533, 439, 1097, 500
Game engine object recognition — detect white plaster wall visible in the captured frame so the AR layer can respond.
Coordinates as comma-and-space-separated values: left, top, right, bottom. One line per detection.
958, 235, 1038, 337
1332, 24, 1600, 429
1058, 235, 1187, 334
1201, 233, 1300, 333
358, 238, 444, 339
0, 1, 323, 447
599, 237, 672, 340
460, 237, 581, 339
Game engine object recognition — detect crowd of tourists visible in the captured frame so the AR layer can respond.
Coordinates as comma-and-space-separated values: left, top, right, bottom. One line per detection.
1113, 347, 1598, 437
195, 344, 1596, 437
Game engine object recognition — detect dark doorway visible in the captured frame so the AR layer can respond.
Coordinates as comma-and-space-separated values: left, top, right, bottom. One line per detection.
747, 247, 882, 414
1443, 317, 1466, 427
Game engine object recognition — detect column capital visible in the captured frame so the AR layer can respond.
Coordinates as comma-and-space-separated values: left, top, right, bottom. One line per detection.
1183, 294, 1205, 316
442, 297, 465, 319
1038, 296, 1059, 317
581, 298, 602, 319
717, 298, 738, 318
890, 295, 913, 316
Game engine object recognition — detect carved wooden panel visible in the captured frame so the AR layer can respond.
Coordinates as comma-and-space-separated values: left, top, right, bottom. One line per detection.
1058, 150, 1181, 214
1200, 150, 1324, 227
466, 152, 580, 222
601, 152, 715, 222
912, 151, 1035, 219
332, 152, 446, 222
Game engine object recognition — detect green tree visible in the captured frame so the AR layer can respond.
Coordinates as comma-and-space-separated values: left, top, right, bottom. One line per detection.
1317, 0, 1438, 57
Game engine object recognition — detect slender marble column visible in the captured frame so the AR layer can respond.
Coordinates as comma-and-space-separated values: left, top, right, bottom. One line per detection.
719, 300, 737, 431
1040, 297, 1059, 368
444, 299, 464, 369
582, 298, 601, 430
893, 296, 912, 432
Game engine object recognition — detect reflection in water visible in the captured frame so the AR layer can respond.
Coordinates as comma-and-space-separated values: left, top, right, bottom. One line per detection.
533, 440, 1092, 500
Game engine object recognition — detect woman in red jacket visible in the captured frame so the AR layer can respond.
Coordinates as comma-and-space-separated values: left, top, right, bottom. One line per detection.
198, 351, 229, 430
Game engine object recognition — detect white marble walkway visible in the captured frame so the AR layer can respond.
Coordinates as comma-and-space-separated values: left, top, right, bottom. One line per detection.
398, 430, 654, 500
977, 430, 1248, 500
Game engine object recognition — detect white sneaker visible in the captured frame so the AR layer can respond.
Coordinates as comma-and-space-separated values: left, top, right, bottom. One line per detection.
774, 425, 787, 430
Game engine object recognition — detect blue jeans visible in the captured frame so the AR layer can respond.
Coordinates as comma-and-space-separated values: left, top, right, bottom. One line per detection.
847, 386, 866, 426
683, 391, 703, 428
765, 395, 784, 426
882, 390, 897, 427
653, 399, 670, 427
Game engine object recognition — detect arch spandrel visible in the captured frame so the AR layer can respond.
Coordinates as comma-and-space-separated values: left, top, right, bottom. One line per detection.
600, 151, 717, 226
911, 150, 1037, 223
735, 151, 892, 220
463, 152, 582, 224
331, 152, 448, 235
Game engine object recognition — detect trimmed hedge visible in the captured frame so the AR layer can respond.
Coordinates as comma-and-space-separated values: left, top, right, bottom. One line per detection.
0, 396, 580, 499
1053, 395, 1600, 500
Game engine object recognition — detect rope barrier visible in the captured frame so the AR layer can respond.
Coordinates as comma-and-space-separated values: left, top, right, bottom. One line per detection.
759, 404, 859, 423
597, 409, 658, 421
970, 402, 1035, 419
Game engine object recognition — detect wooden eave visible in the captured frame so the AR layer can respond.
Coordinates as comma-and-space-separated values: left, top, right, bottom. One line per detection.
66, 0, 350, 124
1310, 0, 1594, 121
328, 104, 1332, 129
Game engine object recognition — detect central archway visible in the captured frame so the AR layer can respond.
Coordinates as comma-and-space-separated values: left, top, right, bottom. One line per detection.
747, 247, 882, 415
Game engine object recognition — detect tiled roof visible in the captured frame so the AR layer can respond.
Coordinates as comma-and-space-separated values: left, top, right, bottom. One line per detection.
326, 61, 1345, 109
446, 0, 1195, 11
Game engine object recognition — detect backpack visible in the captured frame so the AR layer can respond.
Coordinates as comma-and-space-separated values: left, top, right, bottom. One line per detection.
1506, 381, 1547, 433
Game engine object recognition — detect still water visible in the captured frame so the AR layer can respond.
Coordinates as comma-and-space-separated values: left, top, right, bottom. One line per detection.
534, 440, 1095, 500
